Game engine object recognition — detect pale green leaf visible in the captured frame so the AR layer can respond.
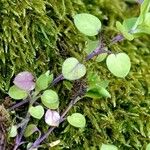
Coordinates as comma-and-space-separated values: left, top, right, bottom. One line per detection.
146, 143, 150, 150
36, 71, 53, 91
27, 143, 37, 150
123, 18, 137, 31
62, 57, 86, 80
24, 124, 38, 137
9, 125, 17, 137
85, 40, 107, 62
106, 53, 131, 78
8, 85, 28, 100
74, 13, 101, 36
29, 105, 44, 119
41, 90, 59, 109
116, 21, 134, 41
101, 144, 118, 150
67, 113, 86, 128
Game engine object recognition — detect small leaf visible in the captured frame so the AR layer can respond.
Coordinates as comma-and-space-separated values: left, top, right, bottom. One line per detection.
101, 144, 118, 150
116, 21, 134, 41
131, 0, 150, 31
146, 143, 150, 150
29, 105, 44, 119
24, 124, 38, 137
8, 85, 28, 100
41, 90, 59, 109
96, 53, 108, 62
27, 143, 37, 150
67, 113, 86, 128
49, 140, 61, 147
99, 87, 111, 98
85, 40, 99, 54
36, 71, 53, 91
13, 71, 35, 91
9, 125, 17, 137
62, 57, 86, 80
73, 13, 101, 36
123, 17, 137, 31
45, 110, 60, 126
106, 53, 131, 78
63, 81, 73, 91
85, 40, 107, 62
86, 87, 111, 99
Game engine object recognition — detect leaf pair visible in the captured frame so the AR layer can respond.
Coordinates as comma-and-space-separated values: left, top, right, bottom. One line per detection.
116, 0, 150, 39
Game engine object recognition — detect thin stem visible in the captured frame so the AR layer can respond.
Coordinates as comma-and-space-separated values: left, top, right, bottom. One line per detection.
110, 34, 124, 44
28, 96, 81, 149
9, 74, 64, 111
51, 74, 64, 86
9, 99, 29, 111
13, 113, 30, 150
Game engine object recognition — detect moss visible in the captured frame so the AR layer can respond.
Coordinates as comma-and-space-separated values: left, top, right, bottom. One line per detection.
0, 0, 150, 149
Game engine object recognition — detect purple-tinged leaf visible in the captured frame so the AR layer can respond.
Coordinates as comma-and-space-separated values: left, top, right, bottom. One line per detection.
13, 71, 35, 91
45, 110, 60, 126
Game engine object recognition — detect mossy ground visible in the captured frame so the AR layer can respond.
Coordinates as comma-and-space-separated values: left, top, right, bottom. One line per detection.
0, 0, 150, 149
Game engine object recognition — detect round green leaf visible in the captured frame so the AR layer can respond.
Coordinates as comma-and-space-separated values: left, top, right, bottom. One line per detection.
146, 143, 150, 150
36, 71, 53, 91
62, 57, 86, 80
9, 125, 17, 137
123, 17, 138, 31
73, 13, 101, 36
29, 105, 44, 119
8, 85, 28, 100
106, 53, 131, 78
101, 144, 118, 150
24, 124, 38, 137
41, 90, 59, 109
67, 113, 86, 128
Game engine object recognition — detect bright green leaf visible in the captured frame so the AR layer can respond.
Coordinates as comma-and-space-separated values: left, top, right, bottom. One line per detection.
85, 40, 99, 54
132, 0, 150, 30
146, 143, 150, 150
41, 90, 59, 109
27, 143, 37, 150
116, 21, 134, 41
73, 13, 101, 36
24, 124, 38, 137
86, 86, 111, 99
123, 18, 137, 31
85, 40, 107, 62
143, 13, 150, 26
101, 144, 118, 150
106, 53, 131, 78
29, 105, 44, 119
96, 53, 108, 62
36, 71, 53, 91
67, 113, 86, 128
9, 125, 17, 137
62, 57, 86, 81
99, 87, 111, 98
8, 85, 28, 100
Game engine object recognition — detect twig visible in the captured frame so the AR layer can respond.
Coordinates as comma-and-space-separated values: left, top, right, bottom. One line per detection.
12, 74, 64, 150
28, 96, 81, 150
9, 99, 29, 111
9, 74, 64, 110
13, 113, 30, 150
